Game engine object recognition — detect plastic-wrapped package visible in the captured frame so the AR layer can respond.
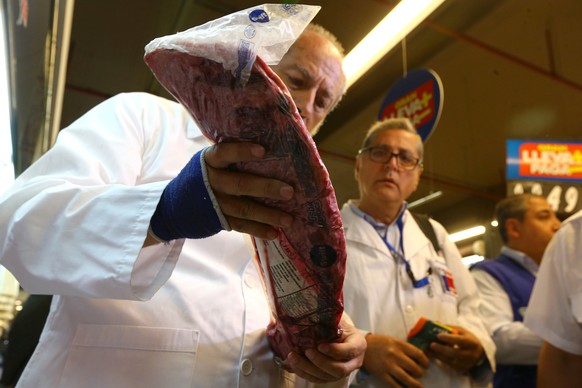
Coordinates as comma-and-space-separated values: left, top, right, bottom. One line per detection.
144, 3, 346, 360
407, 317, 457, 351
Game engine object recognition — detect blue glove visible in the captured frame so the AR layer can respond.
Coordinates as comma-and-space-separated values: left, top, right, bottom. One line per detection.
149, 148, 228, 241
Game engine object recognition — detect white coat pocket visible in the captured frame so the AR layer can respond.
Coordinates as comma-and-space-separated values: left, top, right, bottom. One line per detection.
60, 324, 199, 387
430, 258, 458, 302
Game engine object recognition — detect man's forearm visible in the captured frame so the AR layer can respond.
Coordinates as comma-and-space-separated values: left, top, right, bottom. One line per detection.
538, 341, 582, 387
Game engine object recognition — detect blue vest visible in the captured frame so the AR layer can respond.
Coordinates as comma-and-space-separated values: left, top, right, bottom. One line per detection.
473, 254, 537, 388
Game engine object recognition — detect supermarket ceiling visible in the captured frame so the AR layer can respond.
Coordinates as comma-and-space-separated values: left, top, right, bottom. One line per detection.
7, 0, 582, 254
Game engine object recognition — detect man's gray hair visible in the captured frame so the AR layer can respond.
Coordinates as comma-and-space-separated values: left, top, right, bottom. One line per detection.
305, 23, 345, 57
361, 117, 423, 160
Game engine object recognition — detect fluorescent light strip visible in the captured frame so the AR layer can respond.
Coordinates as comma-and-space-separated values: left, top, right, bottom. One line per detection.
448, 225, 486, 243
343, 0, 446, 89
408, 190, 442, 208
0, 4, 15, 195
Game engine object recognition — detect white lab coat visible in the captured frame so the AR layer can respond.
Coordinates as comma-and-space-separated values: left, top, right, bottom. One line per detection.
0, 93, 327, 387
340, 203, 495, 388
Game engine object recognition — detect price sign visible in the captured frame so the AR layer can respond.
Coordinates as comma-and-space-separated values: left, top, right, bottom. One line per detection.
506, 140, 582, 181
506, 139, 582, 216
507, 181, 581, 215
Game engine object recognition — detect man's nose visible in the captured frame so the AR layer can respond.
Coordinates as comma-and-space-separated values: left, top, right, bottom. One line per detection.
296, 107, 307, 128
294, 90, 315, 115
295, 102, 311, 130
383, 153, 400, 170
295, 99, 308, 115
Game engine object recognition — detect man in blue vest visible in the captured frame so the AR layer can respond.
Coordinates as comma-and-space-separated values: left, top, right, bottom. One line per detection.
471, 193, 561, 388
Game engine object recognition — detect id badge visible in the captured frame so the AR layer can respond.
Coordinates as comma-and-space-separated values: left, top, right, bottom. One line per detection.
431, 258, 457, 297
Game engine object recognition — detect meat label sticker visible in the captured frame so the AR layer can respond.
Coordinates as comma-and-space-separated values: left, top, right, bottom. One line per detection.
260, 239, 319, 319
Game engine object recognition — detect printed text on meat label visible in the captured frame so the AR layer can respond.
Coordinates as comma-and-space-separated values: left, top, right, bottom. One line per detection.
272, 261, 308, 295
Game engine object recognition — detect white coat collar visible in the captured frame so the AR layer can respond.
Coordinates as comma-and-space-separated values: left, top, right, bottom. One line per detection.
341, 201, 434, 258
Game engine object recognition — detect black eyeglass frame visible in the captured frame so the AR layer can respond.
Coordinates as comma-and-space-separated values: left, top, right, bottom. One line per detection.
358, 146, 423, 171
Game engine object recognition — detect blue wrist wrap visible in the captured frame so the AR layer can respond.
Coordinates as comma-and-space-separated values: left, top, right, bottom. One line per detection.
150, 149, 224, 240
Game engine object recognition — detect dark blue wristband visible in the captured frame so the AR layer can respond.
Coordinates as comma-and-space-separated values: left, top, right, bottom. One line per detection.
150, 149, 224, 240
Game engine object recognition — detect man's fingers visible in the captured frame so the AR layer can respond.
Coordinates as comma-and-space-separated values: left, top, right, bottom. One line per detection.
404, 343, 430, 369
204, 142, 266, 168
430, 342, 462, 365
217, 194, 293, 229
205, 142, 294, 200
303, 349, 352, 379
203, 141, 296, 238
388, 367, 423, 388
377, 361, 422, 388
429, 342, 475, 372
383, 373, 403, 388
317, 342, 358, 363
208, 166, 294, 201
226, 217, 278, 240
285, 352, 337, 383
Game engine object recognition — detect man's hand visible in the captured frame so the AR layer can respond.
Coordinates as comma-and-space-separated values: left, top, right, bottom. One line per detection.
283, 313, 366, 383
363, 334, 429, 388
148, 142, 294, 242
204, 142, 295, 240
429, 325, 485, 373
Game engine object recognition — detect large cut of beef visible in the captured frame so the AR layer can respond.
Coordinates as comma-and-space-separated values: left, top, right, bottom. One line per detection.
144, 45, 347, 359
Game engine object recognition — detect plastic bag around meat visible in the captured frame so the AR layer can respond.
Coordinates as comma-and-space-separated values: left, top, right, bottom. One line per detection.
144, 3, 320, 85
144, 3, 347, 361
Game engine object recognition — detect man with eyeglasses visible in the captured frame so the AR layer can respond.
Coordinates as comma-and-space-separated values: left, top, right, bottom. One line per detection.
340, 117, 495, 388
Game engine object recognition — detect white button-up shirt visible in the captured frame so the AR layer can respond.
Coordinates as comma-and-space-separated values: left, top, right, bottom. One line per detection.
471, 247, 543, 364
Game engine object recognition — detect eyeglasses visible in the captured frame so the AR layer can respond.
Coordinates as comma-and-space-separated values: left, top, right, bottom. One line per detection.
359, 146, 422, 170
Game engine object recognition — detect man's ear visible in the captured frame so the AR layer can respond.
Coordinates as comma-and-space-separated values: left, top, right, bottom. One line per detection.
354, 155, 361, 182
505, 218, 521, 240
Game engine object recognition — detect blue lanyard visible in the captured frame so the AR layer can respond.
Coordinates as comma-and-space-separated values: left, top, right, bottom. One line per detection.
361, 211, 432, 289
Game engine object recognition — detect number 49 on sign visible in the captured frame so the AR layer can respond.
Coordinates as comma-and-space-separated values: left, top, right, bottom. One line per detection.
509, 181, 580, 214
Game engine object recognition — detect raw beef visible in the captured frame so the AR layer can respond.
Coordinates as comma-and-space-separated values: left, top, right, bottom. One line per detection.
144, 48, 346, 359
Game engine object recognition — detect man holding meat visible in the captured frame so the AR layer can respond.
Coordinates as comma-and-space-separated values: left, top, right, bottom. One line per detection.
0, 9, 364, 388
341, 117, 496, 387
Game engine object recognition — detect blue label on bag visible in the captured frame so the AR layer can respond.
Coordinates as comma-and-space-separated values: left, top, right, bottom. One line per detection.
234, 40, 254, 81
249, 9, 270, 23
